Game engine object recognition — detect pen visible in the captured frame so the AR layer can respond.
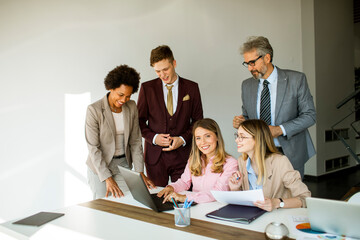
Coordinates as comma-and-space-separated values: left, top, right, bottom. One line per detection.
183, 197, 188, 208
171, 197, 179, 208
171, 197, 186, 224
187, 200, 194, 208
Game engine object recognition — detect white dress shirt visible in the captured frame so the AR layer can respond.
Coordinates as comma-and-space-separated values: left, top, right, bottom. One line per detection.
162, 76, 179, 115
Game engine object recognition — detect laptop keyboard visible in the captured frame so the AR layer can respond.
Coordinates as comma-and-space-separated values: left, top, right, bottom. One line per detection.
150, 194, 174, 211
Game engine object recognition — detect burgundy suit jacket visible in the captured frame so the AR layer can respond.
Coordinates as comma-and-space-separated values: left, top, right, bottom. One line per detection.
137, 77, 203, 165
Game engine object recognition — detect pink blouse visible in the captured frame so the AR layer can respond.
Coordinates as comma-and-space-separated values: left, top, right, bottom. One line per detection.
169, 156, 238, 203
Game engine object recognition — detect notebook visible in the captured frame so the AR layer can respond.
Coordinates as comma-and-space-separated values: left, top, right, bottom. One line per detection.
206, 204, 266, 224
118, 166, 174, 212
306, 197, 360, 239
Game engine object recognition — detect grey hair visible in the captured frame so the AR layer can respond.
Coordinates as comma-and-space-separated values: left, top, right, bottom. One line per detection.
240, 36, 273, 62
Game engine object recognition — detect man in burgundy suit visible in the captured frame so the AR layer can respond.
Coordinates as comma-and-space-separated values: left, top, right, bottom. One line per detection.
137, 45, 203, 186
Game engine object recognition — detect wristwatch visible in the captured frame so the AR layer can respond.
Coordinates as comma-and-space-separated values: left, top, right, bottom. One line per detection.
279, 198, 285, 208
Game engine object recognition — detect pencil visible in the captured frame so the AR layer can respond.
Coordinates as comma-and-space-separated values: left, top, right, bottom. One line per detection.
171, 197, 186, 225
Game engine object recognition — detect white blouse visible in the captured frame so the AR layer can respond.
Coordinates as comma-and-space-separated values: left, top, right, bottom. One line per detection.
112, 111, 125, 156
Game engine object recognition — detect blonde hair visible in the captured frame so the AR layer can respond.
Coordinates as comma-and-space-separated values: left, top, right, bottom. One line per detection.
239, 119, 278, 185
189, 118, 229, 176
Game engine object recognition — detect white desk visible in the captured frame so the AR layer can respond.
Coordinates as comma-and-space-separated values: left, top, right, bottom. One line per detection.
0, 190, 307, 239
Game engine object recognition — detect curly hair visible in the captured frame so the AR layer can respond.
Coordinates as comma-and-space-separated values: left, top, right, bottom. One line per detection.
150, 45, 174, 66
240, 36, 274, 62
104, 65, 140, 93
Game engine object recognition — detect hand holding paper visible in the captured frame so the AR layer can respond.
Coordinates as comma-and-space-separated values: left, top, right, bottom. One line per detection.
211, 189, 264, 206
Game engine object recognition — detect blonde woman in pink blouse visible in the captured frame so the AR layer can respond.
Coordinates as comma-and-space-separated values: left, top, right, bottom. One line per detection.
157, 118, 238, 203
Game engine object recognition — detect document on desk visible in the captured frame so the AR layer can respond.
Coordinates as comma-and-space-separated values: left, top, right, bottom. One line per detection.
211, 189, 264, 206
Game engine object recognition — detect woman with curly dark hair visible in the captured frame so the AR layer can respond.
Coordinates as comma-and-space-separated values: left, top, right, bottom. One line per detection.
85, 65, 155, 199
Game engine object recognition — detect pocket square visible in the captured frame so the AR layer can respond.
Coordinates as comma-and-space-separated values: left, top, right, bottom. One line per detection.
183, 94, 190, 101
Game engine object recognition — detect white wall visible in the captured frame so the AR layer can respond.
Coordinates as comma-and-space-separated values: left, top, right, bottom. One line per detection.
301, 0, 317, 176
0, 0, 305, 221
313, 0, 356, 176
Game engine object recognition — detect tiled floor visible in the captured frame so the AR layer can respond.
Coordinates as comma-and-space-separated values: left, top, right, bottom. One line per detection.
303, 165, 360, 200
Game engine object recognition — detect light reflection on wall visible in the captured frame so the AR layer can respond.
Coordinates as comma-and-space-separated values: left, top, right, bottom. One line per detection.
64, 93, 92, 205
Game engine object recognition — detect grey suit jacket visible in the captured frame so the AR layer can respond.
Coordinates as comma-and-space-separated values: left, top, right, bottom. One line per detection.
85, 94, 144, 182
241, 66, 316, 171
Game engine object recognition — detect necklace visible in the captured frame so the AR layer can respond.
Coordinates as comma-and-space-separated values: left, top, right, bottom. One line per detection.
110, 105, 121, 113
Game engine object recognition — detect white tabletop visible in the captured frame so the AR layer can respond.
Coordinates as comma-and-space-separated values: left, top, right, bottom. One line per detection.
0, 189, 307, 240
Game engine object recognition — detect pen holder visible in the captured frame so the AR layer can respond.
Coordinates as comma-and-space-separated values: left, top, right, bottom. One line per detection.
174, 204, 190, 227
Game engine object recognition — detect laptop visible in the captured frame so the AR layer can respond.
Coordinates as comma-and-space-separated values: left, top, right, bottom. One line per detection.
306, 197, 360, 239
118, 166, 174, 212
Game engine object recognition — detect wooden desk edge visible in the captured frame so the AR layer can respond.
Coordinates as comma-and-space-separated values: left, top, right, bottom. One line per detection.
80, 199, 294, 240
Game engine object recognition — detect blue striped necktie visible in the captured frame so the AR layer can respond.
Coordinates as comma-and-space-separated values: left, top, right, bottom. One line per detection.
260, 80, 271, 125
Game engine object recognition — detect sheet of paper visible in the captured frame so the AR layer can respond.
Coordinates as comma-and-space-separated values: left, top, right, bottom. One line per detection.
210, 189, 264, 206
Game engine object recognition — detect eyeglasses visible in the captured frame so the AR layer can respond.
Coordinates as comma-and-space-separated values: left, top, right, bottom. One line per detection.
234, 132, 252, 141
242, 55, 263, 68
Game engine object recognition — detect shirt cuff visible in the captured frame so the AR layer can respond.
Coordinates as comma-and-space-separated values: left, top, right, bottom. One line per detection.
179, 136, 186, 146
280, 125, 287, 136
152, 134, 158, 145
154, 134, 186, 146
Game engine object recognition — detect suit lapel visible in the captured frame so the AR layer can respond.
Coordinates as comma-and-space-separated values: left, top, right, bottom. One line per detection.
275, 67, 288, 123
153, 78, 167, 122
122, 102, 129, 147
176, 77, 185, 114
102, 94, 116, 137
154, 78, 167, 112
249, 79, 259, 119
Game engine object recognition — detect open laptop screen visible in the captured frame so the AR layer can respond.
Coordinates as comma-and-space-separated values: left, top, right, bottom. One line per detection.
306, 197, 360, 239
118, 166, 173, 212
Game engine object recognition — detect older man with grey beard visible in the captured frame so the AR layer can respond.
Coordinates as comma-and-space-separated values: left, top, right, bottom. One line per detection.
233, 36, 316, 178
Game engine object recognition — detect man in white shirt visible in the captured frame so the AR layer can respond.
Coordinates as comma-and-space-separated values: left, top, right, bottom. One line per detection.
233, 36, 316, 177
138, 45, 203, 186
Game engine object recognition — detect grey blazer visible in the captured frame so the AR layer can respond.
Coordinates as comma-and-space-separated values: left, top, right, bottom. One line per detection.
85, 94, 144, 182
241, 66, 316, 171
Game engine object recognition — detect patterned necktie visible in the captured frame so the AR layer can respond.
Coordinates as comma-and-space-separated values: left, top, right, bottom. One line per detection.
260, 80, 271, 125
166, 85, 173, 116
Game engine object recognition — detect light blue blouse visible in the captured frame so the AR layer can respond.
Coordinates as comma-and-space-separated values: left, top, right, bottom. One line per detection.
246, 157, 263, 190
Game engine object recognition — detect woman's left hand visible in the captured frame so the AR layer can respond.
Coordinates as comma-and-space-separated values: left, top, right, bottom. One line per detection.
140, 172, 156, 189
253, 198, 277, 212
163, 192, 187, 203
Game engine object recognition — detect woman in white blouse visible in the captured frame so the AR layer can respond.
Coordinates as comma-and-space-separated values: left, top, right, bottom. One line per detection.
85, 65, 154, 199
